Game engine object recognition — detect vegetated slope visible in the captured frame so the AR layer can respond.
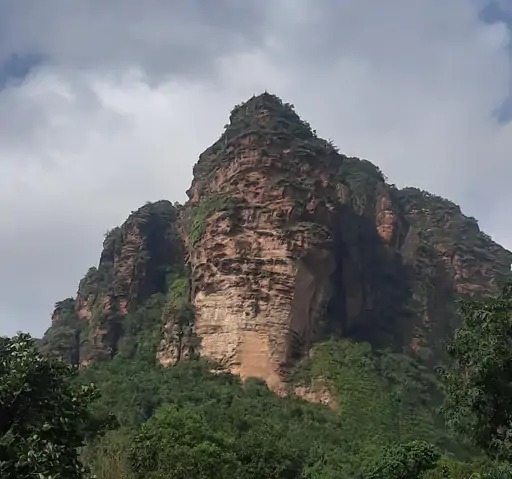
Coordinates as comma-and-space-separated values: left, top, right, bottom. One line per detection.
79, 338, 471, 479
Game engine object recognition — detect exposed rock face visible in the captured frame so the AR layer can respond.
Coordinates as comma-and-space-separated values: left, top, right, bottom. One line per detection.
394, 188, 512, 357
180, 93, 511, 387
39, 298, 85, 365
293, 379, 339, 412
184, 96, 344, 387
40, 92, 511, 391
40, 200, 185, 365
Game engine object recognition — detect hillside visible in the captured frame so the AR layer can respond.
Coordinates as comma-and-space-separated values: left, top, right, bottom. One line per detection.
31, 92, 512, 478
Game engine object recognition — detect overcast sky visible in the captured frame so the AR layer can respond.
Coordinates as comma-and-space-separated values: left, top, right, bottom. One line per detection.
0, 0, 511, 337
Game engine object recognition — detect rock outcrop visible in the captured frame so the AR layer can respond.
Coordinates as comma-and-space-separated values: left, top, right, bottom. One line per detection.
40, 200, 185, 365
394, 187, 512, 358
40, 92, 512, 391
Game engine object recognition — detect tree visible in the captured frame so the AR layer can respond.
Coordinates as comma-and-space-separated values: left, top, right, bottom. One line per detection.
440, 284, 512, 461
423, 458, 512, 479
129, 405, 239, 479
0, 333, 97, 478
362, 440, 440, 479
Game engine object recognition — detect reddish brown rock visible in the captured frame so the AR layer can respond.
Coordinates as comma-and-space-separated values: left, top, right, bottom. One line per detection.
41, 200, 184, 365
177, 93, 511, 388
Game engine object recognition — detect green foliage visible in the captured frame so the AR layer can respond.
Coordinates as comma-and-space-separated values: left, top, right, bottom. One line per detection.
78, 264, 116, 298
80, 357, 352, 477
292, 340, 454, 453
340, 157, 385, 183
102, 227, 123, 255
81, 429, 134, 479
78, 338, 474, 478
293, 340, 395, 446
441, 284, 512, 461
159, 270, 198, 361
163, 271, 191, 314
35, 254, 512, 479
116, 267, 193, 364
0, 333, 96, 478
363, 440, 440, 479
396, 186, 503, 253
229, 93, 316, 141
36, 277, 512, 479
479, 461, 512, 478
423, 457, 505, 479
129, 406, 239, 479
117, 293, 167, 362
187, 194, 240, 245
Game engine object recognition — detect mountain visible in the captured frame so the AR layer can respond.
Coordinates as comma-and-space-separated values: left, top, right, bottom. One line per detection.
40, 92, 512, 393
40, 200, 185, 365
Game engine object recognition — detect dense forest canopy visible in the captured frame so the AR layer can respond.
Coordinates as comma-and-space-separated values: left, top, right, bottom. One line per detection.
2, 285, 512, 478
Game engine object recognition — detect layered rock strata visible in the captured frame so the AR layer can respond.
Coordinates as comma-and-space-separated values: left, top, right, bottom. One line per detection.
181, 93, 512, 387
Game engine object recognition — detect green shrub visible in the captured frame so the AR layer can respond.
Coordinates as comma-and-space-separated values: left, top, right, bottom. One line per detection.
187, 195, 240, 245
363, 440, 440, 479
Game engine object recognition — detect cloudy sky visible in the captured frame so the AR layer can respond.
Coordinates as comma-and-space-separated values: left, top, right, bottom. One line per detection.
0, 0, 511, 337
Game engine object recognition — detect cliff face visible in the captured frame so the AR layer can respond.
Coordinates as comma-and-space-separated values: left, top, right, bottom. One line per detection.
179, 93, 511, 387
40, 92, 512, 390
40, 200, 185, 365
394, 188, 512, 358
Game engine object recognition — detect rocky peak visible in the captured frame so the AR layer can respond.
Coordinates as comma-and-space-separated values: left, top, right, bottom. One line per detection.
396, 187, 511, 297
189, 92, 336, 200
392, 187, 512, 356
227, 92, 316, 140
181, 93, 511, 388
40, 92, 511, 393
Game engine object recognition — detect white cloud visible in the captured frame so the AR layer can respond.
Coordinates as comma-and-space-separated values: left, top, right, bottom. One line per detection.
0, 1, 510, 336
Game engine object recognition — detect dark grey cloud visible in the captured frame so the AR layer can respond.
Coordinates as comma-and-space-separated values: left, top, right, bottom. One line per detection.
0, 0, 267, 81
481, 0, 512, 29
494, 97, 512, 123
0, 0, 511, 337
0, 52, 43, 88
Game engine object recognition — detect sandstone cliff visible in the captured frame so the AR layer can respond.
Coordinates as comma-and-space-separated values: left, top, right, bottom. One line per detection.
40, 200, 185, 365
181, 93, 511, 387
40, 93, 511, 391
